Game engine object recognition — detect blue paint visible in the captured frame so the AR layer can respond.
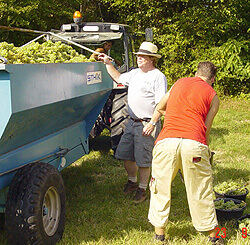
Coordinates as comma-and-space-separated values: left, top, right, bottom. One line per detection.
0, 62, 113, 210
0, 70, 11, 138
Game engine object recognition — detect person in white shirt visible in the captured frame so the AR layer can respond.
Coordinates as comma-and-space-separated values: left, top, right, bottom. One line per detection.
98, 42, 167, 203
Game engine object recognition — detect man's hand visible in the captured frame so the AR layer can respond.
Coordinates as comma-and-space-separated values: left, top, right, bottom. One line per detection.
142, 123, 155, 136
97, 53, 121, 83
98, 53, 112, 65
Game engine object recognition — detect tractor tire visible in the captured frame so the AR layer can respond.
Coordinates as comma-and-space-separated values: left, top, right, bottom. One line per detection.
5, 162, 66, 245
110, 88, 129, 153
89, 97, 113, 139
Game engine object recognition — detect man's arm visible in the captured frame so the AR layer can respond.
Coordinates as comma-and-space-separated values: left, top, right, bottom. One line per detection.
205, 95, 220, 145
142, 91, 170, 136
98, 53, 121, 83
155, 90, 170, 116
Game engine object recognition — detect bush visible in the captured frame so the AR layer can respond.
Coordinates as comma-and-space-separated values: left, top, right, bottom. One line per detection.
190, 39, 250, 96
157, 34, 249, 97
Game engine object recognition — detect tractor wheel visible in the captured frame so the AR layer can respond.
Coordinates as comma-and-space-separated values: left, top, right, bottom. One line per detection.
110, 88, 129, 153
5, 162, 66, 245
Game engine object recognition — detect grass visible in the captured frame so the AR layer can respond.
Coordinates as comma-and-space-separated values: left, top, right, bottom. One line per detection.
0, 97, 249, 245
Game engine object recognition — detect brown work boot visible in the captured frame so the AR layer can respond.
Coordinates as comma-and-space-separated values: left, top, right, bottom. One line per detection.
208, 236, 224, 245
133, 187, 147, 203
123, 180, 138, 195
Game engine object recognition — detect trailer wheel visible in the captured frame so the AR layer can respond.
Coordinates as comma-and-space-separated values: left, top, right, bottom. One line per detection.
5, 162, 66, 245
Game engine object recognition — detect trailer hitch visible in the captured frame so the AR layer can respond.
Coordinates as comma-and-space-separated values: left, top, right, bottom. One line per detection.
55, 148, 69, 157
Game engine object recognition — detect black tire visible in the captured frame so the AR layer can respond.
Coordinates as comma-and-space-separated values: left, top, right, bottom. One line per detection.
0, 213, 4, 230
110, 88, 129, 152
89, 97, 113, 139
5, 162, 66, 245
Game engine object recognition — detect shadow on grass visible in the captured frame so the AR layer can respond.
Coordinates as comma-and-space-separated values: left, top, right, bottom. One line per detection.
59, 134, 204, 244
61, 161, 152, 243
213, 165, 250, 183
210, 126, 229, 144
89, 134, 112, 154
0, 215, 8, 244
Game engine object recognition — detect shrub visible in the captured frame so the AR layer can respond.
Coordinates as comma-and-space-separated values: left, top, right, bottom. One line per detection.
190, 39, 250, 96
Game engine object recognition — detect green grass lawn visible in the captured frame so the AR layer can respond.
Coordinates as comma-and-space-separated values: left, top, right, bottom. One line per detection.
0, 97, 249, 244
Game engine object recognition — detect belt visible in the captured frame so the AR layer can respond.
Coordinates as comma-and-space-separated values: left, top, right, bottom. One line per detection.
130, 118, 150, 122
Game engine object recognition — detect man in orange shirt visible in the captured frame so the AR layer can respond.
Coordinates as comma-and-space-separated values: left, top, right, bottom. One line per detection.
145, 62, 223, 244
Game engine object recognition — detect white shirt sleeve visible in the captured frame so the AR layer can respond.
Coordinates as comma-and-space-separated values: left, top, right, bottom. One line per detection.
119, 69, 138, 86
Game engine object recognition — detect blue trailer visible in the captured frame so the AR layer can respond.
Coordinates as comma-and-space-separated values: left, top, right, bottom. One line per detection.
0, 61, 113, 244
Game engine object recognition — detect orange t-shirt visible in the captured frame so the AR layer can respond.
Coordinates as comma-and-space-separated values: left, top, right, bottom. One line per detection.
155, 77, 216, 145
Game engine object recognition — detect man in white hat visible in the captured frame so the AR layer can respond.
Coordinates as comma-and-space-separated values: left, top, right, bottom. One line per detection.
98, 42, 167, 203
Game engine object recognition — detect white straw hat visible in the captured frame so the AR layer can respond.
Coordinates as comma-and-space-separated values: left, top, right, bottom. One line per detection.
134, 41, 161, 58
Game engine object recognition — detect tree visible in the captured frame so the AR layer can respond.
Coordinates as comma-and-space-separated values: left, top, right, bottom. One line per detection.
1, 0, 249, 95
0, 0, 110, 45
104, 0, 249, 95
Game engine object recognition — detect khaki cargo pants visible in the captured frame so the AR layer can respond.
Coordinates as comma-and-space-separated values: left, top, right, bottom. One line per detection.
148, 138, 218, 231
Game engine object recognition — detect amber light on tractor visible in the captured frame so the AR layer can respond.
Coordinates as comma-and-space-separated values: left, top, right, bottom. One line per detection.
73, 11, 82, 24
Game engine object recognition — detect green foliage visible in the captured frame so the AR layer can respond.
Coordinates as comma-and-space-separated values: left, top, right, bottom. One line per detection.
0, 0, 110, 45
234, 92, 250, 100
190, 39, 250, 96
156, 30, 194, 86
0, 0, 249, 95
153, 1, 250, 95
0, 41, 90, 63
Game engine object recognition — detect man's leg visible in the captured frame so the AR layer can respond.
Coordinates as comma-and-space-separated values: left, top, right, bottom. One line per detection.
138, 166, 150, 189
155, 227, 164, 235
133, 166, 150, 203
124, 160, 138, 177
208, 229, 216, 238
148, 138, 181, 241
208, 228, 224, 244
181, 140, 221, 244
123, 160, 138, 194
154, 227, 166, 242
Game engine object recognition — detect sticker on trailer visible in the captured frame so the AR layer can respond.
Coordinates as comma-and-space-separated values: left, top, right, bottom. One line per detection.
87, 71, 102, 85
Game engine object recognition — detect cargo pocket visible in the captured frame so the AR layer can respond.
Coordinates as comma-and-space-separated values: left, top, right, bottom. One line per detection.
142, 139, 155, 163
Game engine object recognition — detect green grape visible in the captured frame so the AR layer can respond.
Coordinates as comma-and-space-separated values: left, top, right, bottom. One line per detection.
239, 218, 250, 230
0, 40, 94, 64
214, 181, 248, 195
214, 199, 246, 210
